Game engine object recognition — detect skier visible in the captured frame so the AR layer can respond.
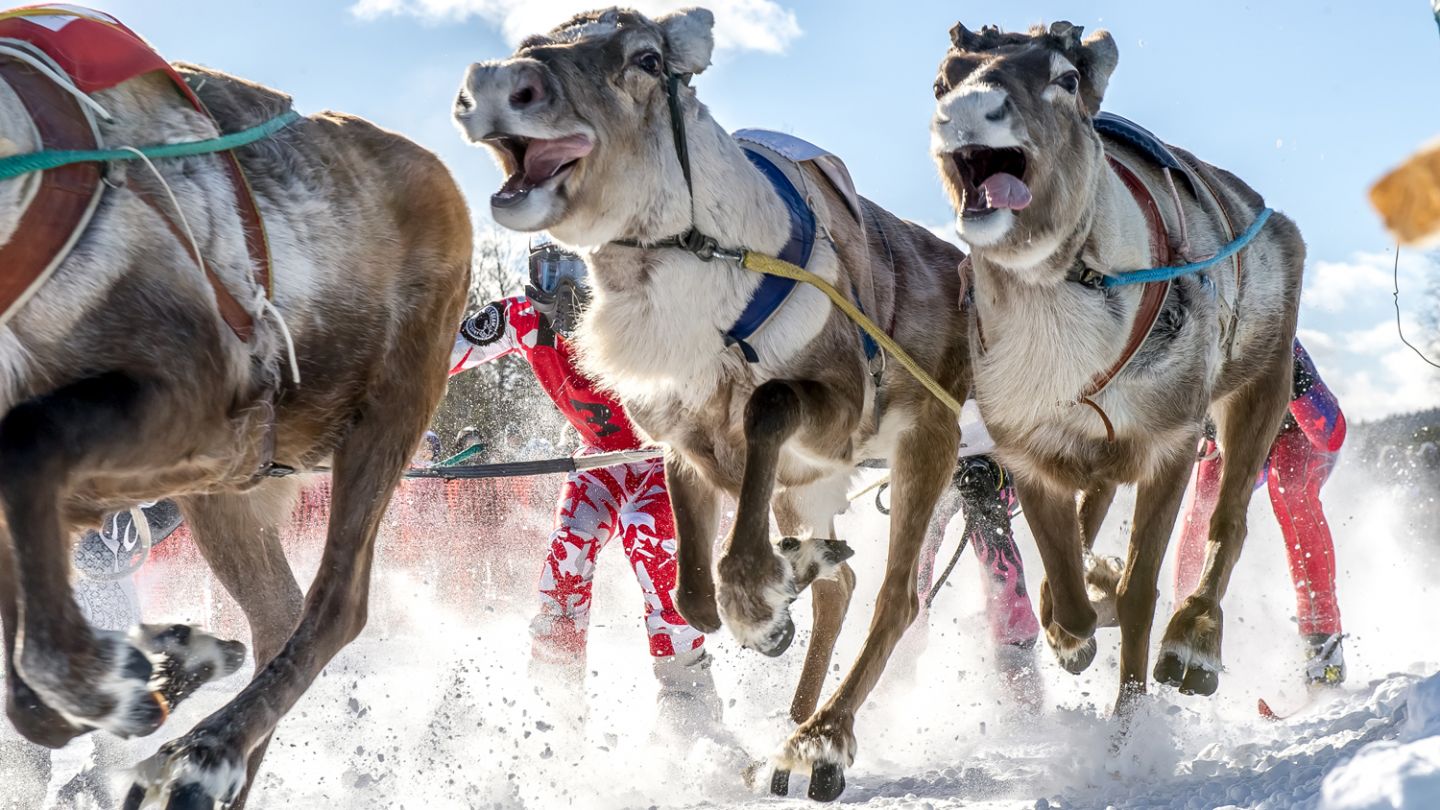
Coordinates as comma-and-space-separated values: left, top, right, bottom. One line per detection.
904, 401, 1041, 699
1174, 340, 1349, 685
449, 242, 721, 735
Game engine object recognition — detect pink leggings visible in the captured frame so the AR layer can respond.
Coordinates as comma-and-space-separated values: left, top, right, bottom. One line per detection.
1174, 425, 1342, 636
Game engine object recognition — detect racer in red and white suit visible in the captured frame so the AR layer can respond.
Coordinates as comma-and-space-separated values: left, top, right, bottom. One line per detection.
1174, 340, 1348, 684
449, 248, 718, 728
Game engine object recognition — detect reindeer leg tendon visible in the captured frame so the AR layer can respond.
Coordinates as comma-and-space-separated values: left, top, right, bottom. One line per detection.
787, 566, 854, 724
1016, 476, 1099, 675
1157, 363, 1292, 697
171, 481, 304, 810
775, 411, 957, 802
124, 315, 454, 809
718, 380, 855, 657
0, 373, 244, 744
664, 455, 723, 633
1113, 444, 1193, 716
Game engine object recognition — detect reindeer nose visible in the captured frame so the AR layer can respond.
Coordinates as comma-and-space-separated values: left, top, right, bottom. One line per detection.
508, 65, 547, 111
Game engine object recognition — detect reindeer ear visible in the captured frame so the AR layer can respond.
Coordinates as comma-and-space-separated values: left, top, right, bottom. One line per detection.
1076, 28, 1118, 114
657, 7, 715, 76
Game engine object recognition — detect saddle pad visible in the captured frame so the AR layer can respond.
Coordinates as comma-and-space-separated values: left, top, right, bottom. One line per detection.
1094, 111, 1199, 193
0, 5, 199, 107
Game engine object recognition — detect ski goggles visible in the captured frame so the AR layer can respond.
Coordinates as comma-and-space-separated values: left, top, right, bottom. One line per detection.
528, 247, 587, 297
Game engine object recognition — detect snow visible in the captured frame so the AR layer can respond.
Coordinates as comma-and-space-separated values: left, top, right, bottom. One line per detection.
3, 458, 1438, 809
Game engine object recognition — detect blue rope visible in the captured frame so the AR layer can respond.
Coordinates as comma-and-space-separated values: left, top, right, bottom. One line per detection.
1102, 207, 1274, 288
0, 109, 301, 181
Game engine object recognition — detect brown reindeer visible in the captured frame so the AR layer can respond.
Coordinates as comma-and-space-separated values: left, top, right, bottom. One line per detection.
0, 55, 470, 810
930, 22, 1304, 713
453, 7, 970, 800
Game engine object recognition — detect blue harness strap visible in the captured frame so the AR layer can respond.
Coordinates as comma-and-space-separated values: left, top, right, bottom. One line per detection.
1091, 111, 1273, 289
725, 146, 815, 362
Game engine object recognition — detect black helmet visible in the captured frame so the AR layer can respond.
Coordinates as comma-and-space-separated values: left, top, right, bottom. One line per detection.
526, 241, 589, 334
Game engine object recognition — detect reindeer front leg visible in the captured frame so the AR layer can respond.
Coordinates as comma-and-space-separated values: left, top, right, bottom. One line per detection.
774, 412, 957, 802
719, 380, 855, 657
664, 455, 723, 633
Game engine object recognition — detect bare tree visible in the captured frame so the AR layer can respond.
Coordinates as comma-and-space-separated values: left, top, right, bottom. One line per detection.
429, 227, 567, 458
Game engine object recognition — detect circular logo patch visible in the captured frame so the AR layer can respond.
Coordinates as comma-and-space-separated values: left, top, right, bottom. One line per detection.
463, 304, 504, 345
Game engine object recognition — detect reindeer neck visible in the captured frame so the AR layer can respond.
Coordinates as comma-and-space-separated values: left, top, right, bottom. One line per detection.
588, 102, 792, 290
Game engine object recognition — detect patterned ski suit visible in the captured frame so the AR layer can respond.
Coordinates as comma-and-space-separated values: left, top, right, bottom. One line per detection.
450, 297, 704, 668
1175, 340, 1346, 636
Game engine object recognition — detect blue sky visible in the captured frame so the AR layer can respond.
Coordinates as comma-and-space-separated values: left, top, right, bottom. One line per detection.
81, 0, 1439, 418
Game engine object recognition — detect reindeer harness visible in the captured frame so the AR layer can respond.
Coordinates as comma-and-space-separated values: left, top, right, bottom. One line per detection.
1029, 112, 1272, 440
611, 70, 966, 416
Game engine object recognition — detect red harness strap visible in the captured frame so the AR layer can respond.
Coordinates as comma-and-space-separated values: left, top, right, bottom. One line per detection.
0, 5, 273, 339
0, 56, 103, 327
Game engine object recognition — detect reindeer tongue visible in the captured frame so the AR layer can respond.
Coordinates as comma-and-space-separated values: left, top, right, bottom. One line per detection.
523, 134, 593, 184
979, 173, 1032, 210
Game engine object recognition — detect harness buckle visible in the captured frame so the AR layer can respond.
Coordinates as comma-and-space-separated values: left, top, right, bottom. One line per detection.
678, 228, 719, 260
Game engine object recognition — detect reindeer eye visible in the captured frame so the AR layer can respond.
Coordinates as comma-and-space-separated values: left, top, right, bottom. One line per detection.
1054, 70, 1080, 94
633, 50, 662, 76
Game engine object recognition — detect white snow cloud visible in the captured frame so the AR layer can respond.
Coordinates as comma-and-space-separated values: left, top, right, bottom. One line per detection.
349, 0, 802, 55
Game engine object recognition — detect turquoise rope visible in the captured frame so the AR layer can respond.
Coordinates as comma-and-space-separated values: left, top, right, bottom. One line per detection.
1102, 207, 1274, 288
0, 109, 302, 181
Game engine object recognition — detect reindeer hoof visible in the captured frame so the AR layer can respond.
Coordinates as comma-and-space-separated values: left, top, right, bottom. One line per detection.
166, 782, 218, 810
808, 762, 846, 802
1154, 651, 1220, 696
1055, 636, 1097, 675
770, 768, 791, 796
757, 616, 796, 658
122, 784, 146, 810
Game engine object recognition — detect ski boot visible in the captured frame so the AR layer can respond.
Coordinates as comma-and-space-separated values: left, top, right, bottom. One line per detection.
1304, 633, 1346, 687
653, 647, 727, 744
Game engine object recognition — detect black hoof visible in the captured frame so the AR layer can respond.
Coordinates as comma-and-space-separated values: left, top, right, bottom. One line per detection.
758, 616, 796, 658
1181, 665, 1220, 696
1154, 651, 1186, 687
167, 782, 216, 810
807, 762, 846, 802
770, 768, 791, 796
122, 784, 146, 810
1057, 636, 1097, 675
1153, 652, 1219, 696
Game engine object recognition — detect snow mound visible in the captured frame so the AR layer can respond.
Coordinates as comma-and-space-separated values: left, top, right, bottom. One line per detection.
1320, 673, 1440, 810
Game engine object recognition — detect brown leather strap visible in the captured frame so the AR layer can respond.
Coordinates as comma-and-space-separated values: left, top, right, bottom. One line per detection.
1077, 157, 1174, 402
129, 183, 256, 341
0, 57, 103, 325
217, 147, 272, 300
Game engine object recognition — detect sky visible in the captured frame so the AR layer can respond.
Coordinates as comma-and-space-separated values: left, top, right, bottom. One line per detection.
77, 0, 1440, 420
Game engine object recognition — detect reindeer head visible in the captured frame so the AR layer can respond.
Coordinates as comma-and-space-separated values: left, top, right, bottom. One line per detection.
931, 22, 1118, 270
453, 7, 714, 243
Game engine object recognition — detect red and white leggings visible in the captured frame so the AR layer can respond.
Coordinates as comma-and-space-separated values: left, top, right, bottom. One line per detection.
530, 455, 704, 668
1174, 424, 1342, 636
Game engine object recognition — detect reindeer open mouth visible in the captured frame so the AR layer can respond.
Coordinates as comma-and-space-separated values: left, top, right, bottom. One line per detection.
486, 133, 593, 208
951, 146, 1031, 218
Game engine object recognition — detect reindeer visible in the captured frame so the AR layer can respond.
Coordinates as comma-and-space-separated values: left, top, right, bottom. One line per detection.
454, 7, 970, 800
929, 22, 1304, 714
0, 44, 469, 810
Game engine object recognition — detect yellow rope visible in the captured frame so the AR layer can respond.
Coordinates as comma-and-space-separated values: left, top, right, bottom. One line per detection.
847, 473, 890, 502
740, 252, 964, 415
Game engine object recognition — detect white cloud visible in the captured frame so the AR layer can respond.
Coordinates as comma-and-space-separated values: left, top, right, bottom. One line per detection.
1301, 248, 1432, 314
350, 0, 802, 54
